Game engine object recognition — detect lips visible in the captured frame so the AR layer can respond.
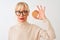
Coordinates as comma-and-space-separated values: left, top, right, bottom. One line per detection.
19, 18, 24, 20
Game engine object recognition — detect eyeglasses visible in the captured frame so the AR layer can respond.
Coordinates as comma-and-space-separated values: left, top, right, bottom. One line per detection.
15, 10, 28, 16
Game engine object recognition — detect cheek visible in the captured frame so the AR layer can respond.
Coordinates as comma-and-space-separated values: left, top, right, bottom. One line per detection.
24, 16, 28, 20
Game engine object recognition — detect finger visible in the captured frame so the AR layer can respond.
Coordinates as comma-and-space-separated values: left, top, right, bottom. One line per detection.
43, 6, 46, 14
37, 5, 40, 10
40, 5, 43, 10
40, 5, 45, 11
44, 6, 46, 11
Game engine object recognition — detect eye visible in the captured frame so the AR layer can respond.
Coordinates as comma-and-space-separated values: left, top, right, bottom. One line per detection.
24, 10, 28, 13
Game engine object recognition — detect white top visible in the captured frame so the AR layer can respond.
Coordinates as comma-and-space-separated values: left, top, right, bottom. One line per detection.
8, 20, 56, 40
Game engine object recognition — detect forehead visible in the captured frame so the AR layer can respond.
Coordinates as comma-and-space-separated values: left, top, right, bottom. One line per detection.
15, 4, 28, 11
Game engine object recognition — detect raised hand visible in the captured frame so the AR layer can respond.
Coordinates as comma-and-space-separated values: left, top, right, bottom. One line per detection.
36, 5, 47, 20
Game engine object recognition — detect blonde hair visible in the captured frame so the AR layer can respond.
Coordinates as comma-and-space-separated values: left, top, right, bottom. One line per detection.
15, 2, 30, 12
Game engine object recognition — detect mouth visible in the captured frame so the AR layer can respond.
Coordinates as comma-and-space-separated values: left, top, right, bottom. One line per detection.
19, 18, 24, 20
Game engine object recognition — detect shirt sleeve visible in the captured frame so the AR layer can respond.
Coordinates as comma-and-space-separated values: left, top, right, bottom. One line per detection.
38, 28, 50, 40
42, 19, 56, 39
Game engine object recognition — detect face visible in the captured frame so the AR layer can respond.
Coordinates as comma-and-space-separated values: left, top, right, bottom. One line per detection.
15, 5, 29, 23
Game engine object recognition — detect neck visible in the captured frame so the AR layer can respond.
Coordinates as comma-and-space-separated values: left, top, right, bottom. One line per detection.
17, 21, 29, 30
17, 21, 28, 26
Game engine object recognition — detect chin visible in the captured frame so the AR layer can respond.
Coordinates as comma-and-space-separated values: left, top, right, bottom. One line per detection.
18, 19, 26, 23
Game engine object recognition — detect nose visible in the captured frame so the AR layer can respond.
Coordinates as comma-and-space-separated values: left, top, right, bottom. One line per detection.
20, 13, 24, 17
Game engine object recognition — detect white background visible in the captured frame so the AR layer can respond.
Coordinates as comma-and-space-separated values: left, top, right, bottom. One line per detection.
0, 0, 60, 40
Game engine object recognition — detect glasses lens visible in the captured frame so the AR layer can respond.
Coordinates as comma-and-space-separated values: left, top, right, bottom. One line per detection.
23, 10, 28, 13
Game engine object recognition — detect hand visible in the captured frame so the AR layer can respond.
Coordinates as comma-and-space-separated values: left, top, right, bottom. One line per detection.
36, 5, 47, 20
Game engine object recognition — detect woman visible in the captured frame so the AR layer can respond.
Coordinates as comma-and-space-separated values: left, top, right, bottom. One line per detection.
8, 2, 56, 40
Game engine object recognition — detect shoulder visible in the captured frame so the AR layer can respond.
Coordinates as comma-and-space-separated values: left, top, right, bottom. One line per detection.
30, 24, 41, 31
9, 24, 18, 32
31, 24, 47, 34
31, 24, 40, 28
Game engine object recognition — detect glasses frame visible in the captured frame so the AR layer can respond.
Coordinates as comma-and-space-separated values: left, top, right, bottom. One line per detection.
15, 10, 29, 16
